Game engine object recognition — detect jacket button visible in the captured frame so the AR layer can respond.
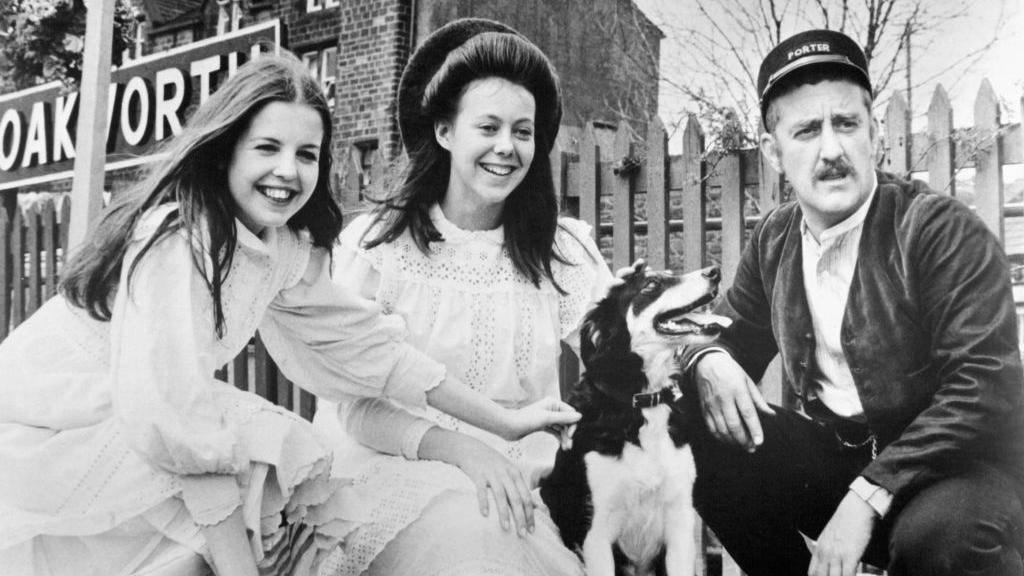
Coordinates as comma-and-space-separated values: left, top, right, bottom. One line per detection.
804, 333, 813, 341
852, 367, 863, 374
799, 360, 808, 367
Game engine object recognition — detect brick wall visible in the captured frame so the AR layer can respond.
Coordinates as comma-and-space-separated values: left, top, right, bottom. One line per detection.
334, 0, 411, 162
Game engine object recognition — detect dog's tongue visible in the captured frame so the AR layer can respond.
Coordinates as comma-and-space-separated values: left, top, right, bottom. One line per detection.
684, 313, 733, 331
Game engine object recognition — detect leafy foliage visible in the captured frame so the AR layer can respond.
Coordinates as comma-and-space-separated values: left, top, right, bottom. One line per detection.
0, 0, 137, 93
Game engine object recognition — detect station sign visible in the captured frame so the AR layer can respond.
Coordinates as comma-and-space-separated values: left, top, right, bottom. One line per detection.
0, 20, 280, 191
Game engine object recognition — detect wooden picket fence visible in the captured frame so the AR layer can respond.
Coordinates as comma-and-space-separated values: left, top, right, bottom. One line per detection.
2, 77, 1021, 576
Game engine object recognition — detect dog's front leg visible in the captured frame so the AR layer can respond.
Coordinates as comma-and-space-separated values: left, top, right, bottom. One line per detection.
581, 524, 617, 576
663, 499, 697, 576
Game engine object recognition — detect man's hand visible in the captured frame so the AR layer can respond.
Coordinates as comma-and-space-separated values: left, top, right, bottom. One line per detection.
693, 351, 773, 451
808, 491, 877, 576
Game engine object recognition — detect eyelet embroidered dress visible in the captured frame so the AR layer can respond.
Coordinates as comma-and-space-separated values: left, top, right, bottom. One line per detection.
314, 206, 611, 576
0, 204, 447, 576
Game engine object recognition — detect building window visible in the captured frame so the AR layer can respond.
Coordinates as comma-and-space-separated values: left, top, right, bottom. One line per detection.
355, 140, 379, 194
305, 0, 339, 13
302, 46, 337, 108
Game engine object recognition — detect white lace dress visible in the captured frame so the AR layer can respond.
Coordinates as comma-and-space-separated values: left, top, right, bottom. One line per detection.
314, 205, 612, 576
0, 204, 448, 576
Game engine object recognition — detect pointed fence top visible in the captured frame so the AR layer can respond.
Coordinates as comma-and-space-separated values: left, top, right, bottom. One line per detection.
885, 91, 908, 119
928, 84, 951, 114
975, 78, 1000, 123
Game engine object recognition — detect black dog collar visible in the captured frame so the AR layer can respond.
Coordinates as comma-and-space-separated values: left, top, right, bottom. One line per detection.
632, 376, 686, 409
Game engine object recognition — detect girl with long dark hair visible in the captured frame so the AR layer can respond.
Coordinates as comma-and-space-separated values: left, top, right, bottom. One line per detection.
314, 19, 611, 576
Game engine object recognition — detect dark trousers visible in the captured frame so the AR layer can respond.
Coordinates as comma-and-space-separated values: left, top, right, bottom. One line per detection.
689, 405, 1024, 576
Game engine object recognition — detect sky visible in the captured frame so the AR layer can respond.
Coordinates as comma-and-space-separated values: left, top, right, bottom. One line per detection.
633, 0, 1024, 151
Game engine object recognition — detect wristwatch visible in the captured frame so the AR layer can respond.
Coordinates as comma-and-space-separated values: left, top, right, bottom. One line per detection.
849, 476, 893, 518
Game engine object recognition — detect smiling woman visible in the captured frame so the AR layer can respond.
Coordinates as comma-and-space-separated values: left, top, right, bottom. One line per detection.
227, 101, 323, 236
312, 17, 613, 576
434, 76, 536, 230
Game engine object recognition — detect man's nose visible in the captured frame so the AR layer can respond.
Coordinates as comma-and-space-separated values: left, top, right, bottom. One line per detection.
819, 124, 843, 160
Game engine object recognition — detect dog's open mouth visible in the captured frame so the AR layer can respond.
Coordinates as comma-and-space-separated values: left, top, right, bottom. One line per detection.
653, 291, 733, 336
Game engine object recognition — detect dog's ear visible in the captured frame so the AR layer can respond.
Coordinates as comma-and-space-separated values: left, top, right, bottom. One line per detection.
579, 301, 632, 371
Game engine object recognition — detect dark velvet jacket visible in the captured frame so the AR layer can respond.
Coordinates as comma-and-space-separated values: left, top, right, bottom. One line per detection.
686, 171, 1024, 503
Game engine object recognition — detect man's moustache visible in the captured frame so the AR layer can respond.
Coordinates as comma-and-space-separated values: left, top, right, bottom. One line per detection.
815, 163, 853, 180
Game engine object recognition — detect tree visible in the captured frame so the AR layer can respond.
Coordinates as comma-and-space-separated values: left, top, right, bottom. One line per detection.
0, 0, 137, 94
631, 0, 1009, 151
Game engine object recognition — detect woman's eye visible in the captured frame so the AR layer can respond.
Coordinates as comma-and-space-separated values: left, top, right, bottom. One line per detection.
479, 124, 498, 134
298, 150, 319, 162
515, 128, 534, 139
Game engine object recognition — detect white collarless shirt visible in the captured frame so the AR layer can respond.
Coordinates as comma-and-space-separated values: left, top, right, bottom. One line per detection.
801, 176, 877, 420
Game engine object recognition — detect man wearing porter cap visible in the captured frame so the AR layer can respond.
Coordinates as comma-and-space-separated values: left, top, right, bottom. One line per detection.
679, 29, 1024, 576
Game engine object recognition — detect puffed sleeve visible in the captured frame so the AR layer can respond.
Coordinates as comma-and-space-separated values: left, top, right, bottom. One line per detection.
314, 214, 438, 459
554, 218, 614, 356
258, 224, 446, 410
111, 206, 245, 479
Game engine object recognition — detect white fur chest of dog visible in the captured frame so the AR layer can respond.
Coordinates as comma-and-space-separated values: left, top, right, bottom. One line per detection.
582, 403, 698, 576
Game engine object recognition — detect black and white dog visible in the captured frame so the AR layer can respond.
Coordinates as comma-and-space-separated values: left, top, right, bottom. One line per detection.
541, 262, 731, 576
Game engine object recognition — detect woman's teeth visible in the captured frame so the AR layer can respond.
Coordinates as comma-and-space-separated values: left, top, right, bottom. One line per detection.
481, 164, 514, 176
260, 187, 293, 201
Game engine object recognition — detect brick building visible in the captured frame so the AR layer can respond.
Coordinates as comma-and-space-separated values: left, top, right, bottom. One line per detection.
127, 0, 662, 208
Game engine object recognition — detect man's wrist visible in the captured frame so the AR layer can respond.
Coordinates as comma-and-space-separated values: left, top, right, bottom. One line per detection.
849, 476, 893, 518
683, 346, 730, 375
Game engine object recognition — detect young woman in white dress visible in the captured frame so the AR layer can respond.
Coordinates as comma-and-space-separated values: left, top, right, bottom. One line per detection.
0, 53, 579, 576
314, 19, 612, 576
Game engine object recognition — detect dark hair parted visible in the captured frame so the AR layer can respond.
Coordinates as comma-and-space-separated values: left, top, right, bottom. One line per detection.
365, 22, 570, 292
59, 52, 342, 337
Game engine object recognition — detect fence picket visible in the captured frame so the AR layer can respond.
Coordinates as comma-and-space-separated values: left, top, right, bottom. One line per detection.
681, 114, 706, 272
232, 348, 250, 392
719, 154, 744, 289
884, 91, 910, 177
579, 124, 600, 241
27, 205, 42, 315
612, 128, 635, 270
646, 118, 669, 269
253, 333, 278, 403
11, 207, 24, 329
41, 199, 59, 299
927, 85, 954, 195
59, 199, 71, 258
974, 79, 1004, 240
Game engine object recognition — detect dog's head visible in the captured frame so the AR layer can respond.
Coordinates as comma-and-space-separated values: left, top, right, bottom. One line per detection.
580, 262, 732, 395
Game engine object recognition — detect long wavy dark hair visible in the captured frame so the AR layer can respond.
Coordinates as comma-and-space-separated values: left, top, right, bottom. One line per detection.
59, 53, 342, 337
364, 31, 571, 291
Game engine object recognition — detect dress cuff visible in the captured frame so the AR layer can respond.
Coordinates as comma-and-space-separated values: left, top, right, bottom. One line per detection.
383, 345, 446, 409
401, 421, 437, 460
849, 476, 894, 518
179, 473, 241, 526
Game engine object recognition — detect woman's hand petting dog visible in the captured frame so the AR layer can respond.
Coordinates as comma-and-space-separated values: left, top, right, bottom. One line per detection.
501, 397, 581, 442
693, 351, 774, 452
419, 428, 537, 536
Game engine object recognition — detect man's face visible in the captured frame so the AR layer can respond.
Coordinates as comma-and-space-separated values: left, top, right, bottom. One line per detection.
760, 79, 877, 235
